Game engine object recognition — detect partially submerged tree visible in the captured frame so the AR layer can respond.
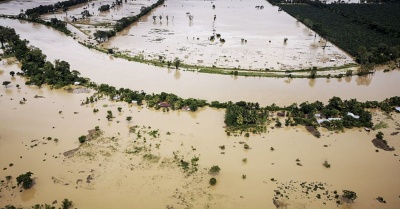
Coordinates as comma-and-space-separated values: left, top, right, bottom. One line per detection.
16, 172, 34, 189
342, 190, 357, 202
61, 198, 73, 209
174, 58, 181, 69
2, 81, 11, 88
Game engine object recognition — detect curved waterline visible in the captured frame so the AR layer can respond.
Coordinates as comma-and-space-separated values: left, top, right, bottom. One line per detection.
1, 18, 399, 106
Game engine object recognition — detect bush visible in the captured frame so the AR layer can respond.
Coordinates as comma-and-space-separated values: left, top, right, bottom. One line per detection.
78, 135, 86, 143
209, 165, 221, 175
323, 160, 331, 168
209, 177, 217, 186
376, 131, 384, 140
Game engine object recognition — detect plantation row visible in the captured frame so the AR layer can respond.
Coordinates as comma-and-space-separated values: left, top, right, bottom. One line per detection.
268, 0, 400, 64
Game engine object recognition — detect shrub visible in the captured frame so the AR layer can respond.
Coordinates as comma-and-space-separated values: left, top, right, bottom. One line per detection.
209, 165, 221, 175
209, 177, 217, 186
323, 160, 331, 168
78, 135, 86, 143
376, 131, 384, 140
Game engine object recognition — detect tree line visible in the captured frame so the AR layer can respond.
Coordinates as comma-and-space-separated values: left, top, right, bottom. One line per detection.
2, 26, 400, 130
0, 25, 87, 88
25, 0, 89, 16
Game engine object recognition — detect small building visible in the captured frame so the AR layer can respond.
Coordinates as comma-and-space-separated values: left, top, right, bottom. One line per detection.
395, 107, 400, 112
158, 102, 171, 108
318, 117, 342, 124
347, 112, 360, 119
277, 112, 285, 117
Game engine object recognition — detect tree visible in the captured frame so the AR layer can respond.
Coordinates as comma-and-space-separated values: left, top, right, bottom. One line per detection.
174, 58, 181, 69
93, 30, 108, 42
107, 110, 113, 121
16, 172, 34, 189
376, 131, 384, 140
126, 116, 132, 121
2, 81, 11, 88
61, 199, 73, 209
117, 107, 122, 112
342, 190, 357, 202
0, 26, 15, 48
78, 135, 86, 143
10, 71, 15, 77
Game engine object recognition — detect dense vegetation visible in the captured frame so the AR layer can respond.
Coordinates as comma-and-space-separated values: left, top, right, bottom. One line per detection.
268, 0, 400, 65
223, 101, 268, 133
25, 0, 89, 16
217, 95, 400, 133
0, 25, 87, 88
93, 83, 207, 112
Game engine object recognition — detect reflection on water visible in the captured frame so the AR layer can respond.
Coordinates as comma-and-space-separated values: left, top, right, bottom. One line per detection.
0, 18, 399, 106
356, 74, 373, 86
174, 69, 181, 80
344, 76, 352, 83
21, 187, 36, 202
308, 79, 316, 87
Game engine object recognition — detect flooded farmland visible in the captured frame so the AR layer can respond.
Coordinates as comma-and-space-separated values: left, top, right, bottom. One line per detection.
104, 0, 354, 70
1, 0, 400, 208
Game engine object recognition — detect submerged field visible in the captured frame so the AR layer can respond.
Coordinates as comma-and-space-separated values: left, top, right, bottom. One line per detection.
1, 60, 400, 209
102, 0, 355, 70
1, 0, 400, 209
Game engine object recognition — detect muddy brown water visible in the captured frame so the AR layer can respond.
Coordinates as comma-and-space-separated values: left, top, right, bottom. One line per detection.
1, 18, 399, 106
0, 3, 400, 208
1, 62, 400, 209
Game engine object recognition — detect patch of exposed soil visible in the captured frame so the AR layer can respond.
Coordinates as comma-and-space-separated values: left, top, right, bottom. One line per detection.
305, 126, 321, 138
372, 138, 395, 151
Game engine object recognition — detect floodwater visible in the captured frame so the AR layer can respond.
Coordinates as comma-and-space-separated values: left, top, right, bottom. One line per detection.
1, 18, 399, 106
1, 61, 400, 209
0, 0, 60, 15
103, 0, 354, 70
40, 0, 158, 37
